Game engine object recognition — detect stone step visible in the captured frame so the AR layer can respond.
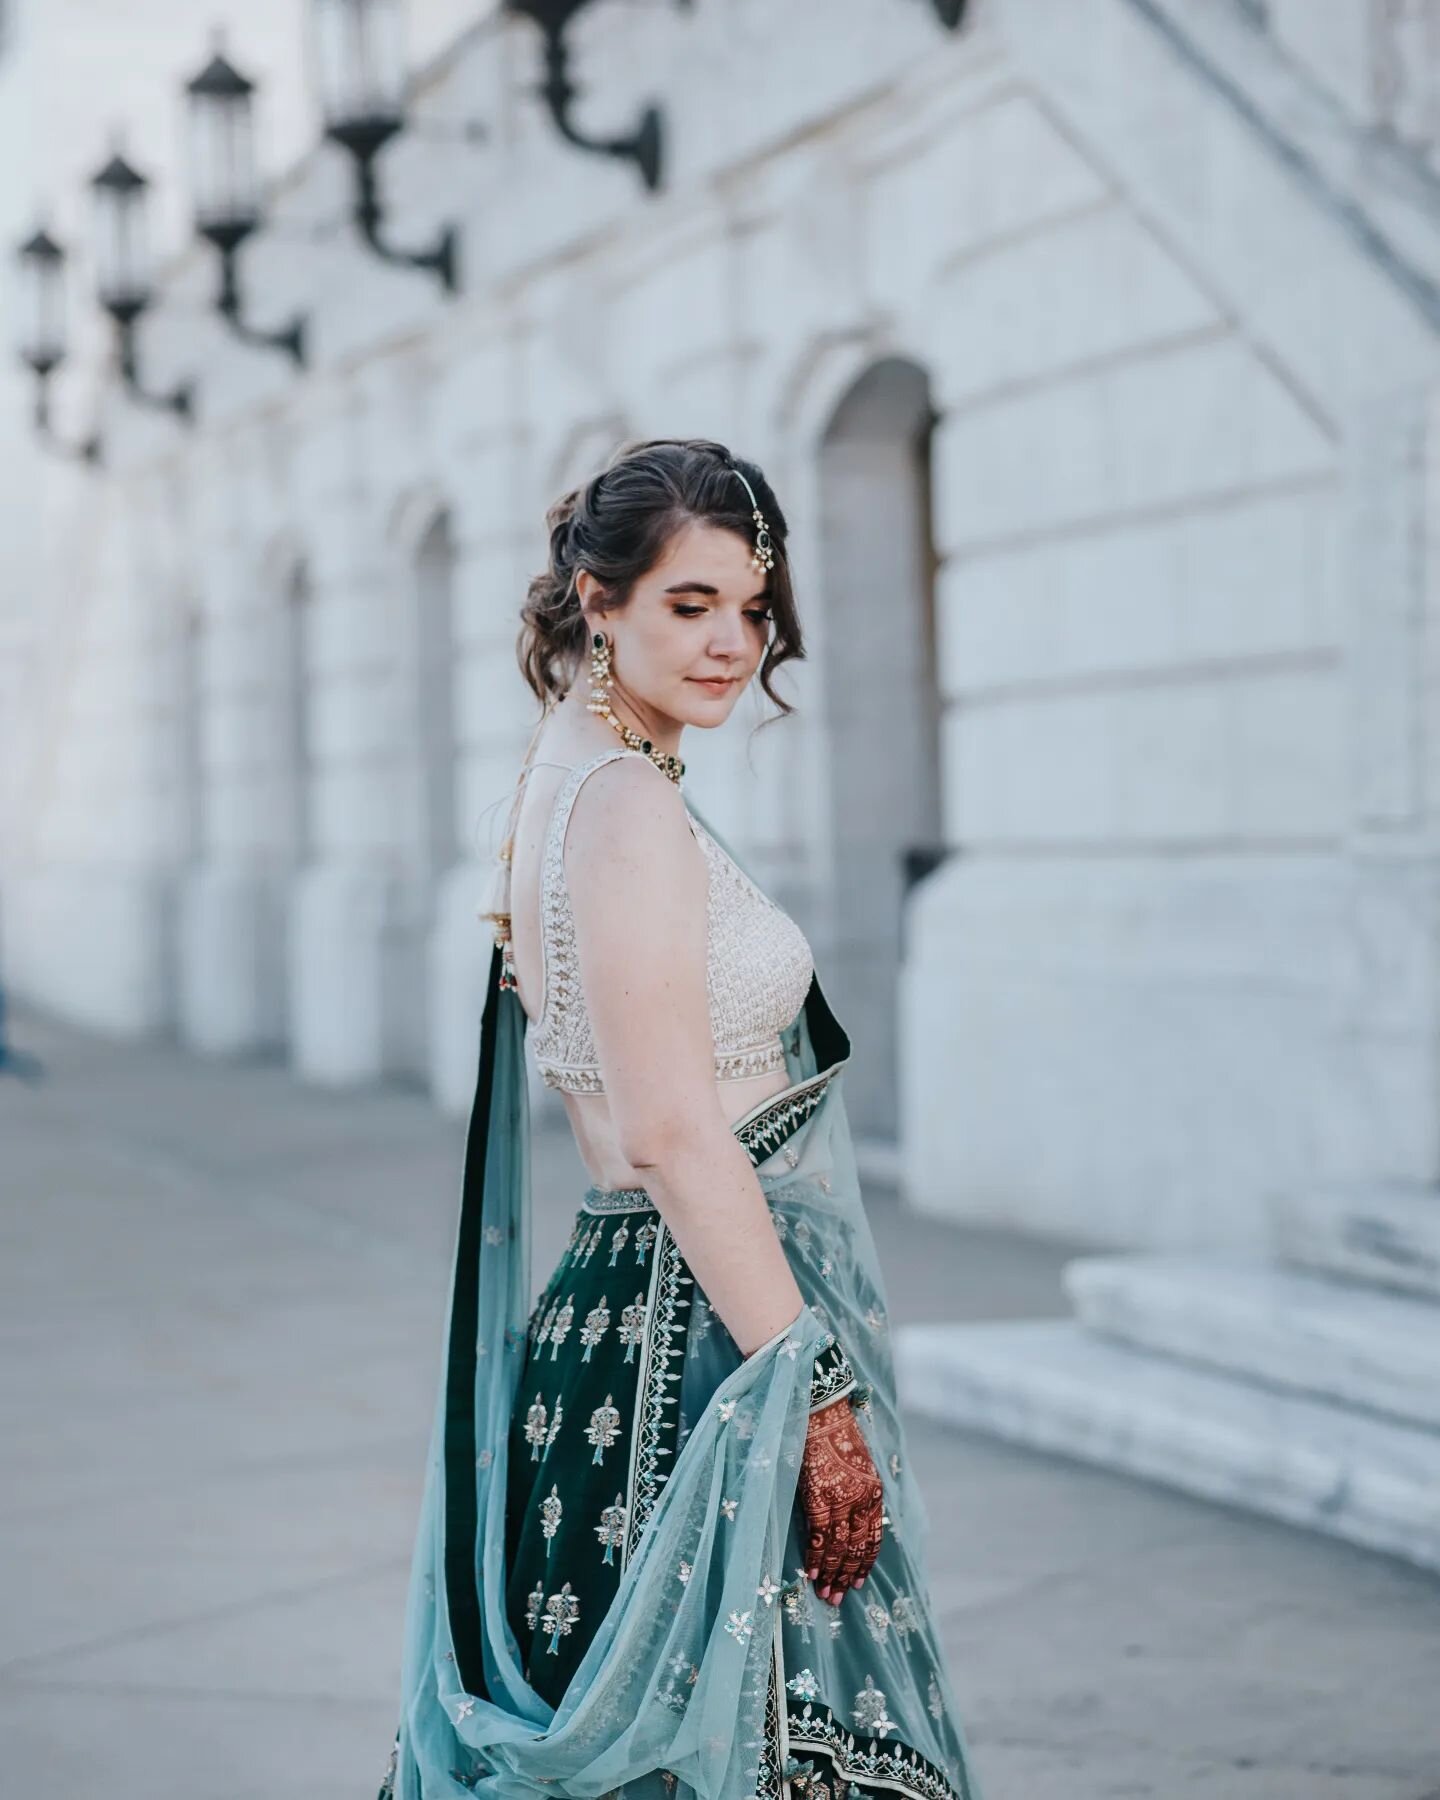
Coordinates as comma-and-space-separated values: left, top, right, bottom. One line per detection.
1062, 1252, 1440, 1431
1267, 1182, 1440, 1302
894, 1317, 1440, 1575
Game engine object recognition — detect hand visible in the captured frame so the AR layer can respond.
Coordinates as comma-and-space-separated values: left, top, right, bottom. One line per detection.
796, 1395, 884, 1605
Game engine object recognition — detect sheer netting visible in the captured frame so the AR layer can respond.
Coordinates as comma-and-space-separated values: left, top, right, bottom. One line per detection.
380, 798, 987, 1800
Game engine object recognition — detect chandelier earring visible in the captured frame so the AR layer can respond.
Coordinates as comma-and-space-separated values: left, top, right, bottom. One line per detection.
584, 627, 685, 785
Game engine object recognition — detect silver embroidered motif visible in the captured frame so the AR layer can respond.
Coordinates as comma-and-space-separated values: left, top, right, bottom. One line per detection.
580, 1296, 611, 1361
586, 1393, 623, 1464
524, 1395, 549, 1461
530, 750, 813, 1093
619, 1293, 648, 1362
541, 1583, 580, 1654
546, 1294, 576, 1359
596, 1493, 627, 1564
540, 1484, 562, 1552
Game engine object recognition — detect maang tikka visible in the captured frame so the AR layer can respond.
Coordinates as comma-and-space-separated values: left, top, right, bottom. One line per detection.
725, 461, 776, 573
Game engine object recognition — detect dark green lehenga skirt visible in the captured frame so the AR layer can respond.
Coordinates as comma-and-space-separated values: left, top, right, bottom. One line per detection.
378, 943, 986, 1800
499, 1165, 977, 1800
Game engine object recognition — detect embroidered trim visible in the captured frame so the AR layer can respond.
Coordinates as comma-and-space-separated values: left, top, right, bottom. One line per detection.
733, 1069, 834, 1159
753, 1604, 788, 1800
620, 1216, 692, 1568
784, 1694, 967, 1800
581, 1185, 654, 1214
808, 1332, 858, 1412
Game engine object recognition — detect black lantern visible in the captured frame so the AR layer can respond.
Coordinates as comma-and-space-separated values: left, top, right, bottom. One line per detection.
931, 0, 967, 26
505, 0, 663, 193
309, 0, 458, 293
90, 146, 193, 420
186, 38, 306, 366
14, 227, 101, 464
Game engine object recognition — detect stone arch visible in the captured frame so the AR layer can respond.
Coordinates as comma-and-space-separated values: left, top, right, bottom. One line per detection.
812, 354, 943, 1146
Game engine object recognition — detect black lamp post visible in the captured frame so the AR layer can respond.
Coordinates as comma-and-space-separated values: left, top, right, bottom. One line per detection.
14, 227, 101, 464
505, 0, 663, 193
90, 146, 194, 420
186, 38, 306, 366
931, 0, 968, 26
310, 0, 459, 293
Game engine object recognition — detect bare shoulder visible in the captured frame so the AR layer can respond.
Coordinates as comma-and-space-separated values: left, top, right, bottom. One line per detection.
563, 753, 701, 892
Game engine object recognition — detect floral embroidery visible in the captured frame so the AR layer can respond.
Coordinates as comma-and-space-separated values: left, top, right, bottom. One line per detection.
540, 1484, 562, 1552
580, 1297, 612, 1362
524, 1579, 545, 1631
596, 1493, 626, 1565
543, 1395, 564, 1451
586, 1393, 622, 1464
547, 1294, 576, 1359
852, 1675, 896, 1738
541, 1583, 580, 1654
786, 1667, 820, 1701
619, 1294, 648, 1363
720, 1496, 738, 1521
725, 1608, 754, 1647
524, 1395, 549, 1461
756, 1572, 782, 1606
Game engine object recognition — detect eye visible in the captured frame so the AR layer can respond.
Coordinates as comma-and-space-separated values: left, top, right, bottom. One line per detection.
673, 603, 707, 617
745, 608, 772, 625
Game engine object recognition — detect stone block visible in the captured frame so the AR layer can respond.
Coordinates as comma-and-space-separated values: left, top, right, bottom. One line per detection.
895, 1316, 1440, 1573
1065, 1251, 1440, 1430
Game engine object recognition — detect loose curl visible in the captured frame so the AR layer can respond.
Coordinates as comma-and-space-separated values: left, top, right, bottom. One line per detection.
518, 437, 804, 723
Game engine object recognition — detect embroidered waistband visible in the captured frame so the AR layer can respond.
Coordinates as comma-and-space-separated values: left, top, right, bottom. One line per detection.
581, 1067, 835, 1213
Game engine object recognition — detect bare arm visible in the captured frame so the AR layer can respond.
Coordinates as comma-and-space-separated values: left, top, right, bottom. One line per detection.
564, 757, 805, 1357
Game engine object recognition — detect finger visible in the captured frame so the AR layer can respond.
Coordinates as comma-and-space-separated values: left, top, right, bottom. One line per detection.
817, 1516, 852, 1598
804, 1519, 826, 1584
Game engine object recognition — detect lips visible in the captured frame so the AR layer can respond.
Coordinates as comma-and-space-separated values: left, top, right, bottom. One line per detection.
689, 676, 735, 691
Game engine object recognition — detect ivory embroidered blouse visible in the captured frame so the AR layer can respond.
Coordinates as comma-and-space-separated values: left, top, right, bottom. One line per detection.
529, 748, 815, 1095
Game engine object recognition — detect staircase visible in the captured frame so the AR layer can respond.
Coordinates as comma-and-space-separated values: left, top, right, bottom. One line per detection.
893, 1183, 1440, 1574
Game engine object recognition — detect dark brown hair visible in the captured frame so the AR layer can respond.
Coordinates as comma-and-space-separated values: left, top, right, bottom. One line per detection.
518, 436, 804, 720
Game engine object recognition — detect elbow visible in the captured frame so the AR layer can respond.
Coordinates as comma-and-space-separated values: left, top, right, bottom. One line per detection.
617, 1104, 727, 1178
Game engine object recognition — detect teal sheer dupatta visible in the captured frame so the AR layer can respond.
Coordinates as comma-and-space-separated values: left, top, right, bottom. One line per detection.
385, 795, 986, 1800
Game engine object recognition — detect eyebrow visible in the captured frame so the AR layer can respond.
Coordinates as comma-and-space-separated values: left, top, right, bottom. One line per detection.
662, 581, 771, 602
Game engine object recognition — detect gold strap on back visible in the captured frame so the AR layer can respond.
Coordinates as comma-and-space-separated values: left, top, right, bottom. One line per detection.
478, 702, 557, 992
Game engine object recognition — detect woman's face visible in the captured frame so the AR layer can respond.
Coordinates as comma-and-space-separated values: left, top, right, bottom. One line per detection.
578, 519, 773, 730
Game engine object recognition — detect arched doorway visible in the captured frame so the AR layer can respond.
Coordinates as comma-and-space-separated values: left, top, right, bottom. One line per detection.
816, 359, 942, 1146
415, 508, 458, 884
270, 555, 313, 1050
385, 505, 460, 1082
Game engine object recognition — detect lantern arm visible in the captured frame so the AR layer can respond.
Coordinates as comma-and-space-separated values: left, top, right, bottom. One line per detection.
212, 238, 307, 366
513, 9, 663, 193
348, 152, 459, 293
29, 376, 102, 466
112, 315, 195, 423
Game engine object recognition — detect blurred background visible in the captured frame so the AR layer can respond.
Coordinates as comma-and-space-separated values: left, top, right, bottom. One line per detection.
3, 2, 1440, 1796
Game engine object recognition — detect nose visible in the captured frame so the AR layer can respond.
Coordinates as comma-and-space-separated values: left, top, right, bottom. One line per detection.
708, 612, 749, 658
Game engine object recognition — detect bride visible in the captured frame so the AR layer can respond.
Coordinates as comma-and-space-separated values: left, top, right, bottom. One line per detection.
377, 438, 987, 1800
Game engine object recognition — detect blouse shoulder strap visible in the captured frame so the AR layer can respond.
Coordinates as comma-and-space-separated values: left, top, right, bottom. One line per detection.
539, 747, 651, 913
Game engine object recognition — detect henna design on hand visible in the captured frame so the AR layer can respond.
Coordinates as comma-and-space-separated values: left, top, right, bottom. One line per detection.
797, 1394, 884, 1604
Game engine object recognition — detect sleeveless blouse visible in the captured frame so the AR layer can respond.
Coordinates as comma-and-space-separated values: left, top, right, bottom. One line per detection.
529, 748, 815, 1094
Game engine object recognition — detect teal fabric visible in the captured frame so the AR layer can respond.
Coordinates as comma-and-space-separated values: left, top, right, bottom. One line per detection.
379, 799, 988, 1800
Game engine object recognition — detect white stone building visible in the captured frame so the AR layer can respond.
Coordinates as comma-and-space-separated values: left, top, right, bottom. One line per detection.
6, 0, 1440, 1565
7, 0, 1440, 1234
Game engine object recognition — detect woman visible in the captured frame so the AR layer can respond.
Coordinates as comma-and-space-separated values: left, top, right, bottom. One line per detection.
377, 439, 987, 1800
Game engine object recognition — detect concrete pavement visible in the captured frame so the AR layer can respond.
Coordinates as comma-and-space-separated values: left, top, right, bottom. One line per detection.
3, 1006, 1438, 1800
